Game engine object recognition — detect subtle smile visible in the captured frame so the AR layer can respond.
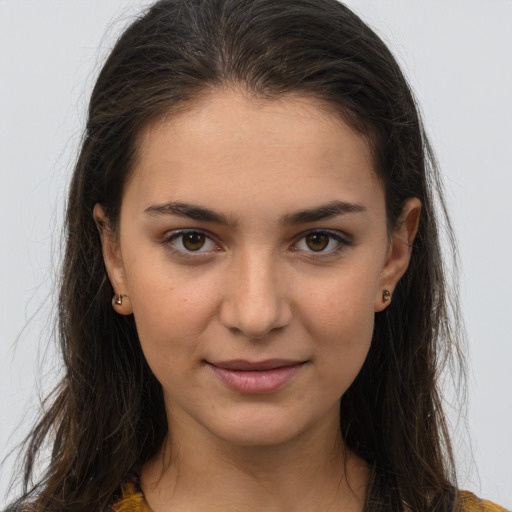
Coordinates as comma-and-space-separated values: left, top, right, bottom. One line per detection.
206, 359, 307, 394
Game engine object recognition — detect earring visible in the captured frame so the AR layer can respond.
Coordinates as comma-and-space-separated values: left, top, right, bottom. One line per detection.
112, 294, 127, 307
111, 294, 133, 315
382, 289, 391, 302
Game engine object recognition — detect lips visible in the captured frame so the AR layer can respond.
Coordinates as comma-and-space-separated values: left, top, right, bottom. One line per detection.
206, 359, 306, 394
211, 359, 302, 371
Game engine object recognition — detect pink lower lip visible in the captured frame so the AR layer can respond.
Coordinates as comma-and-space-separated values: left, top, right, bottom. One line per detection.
208, 363, 305, 394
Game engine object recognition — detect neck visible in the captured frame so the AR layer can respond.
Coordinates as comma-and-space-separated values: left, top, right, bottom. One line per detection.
141, 410, 369, 512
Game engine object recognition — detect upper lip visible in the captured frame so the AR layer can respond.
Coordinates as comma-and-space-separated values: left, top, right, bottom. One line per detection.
208, 359, 304, 371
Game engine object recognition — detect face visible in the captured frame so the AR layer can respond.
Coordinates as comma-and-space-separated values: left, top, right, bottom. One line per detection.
97, 90, 419, 449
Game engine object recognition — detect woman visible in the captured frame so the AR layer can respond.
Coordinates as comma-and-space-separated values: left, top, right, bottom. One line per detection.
6, 1, 508, 511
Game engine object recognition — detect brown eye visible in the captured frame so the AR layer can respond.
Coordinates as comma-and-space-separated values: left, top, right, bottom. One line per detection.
294, 230, 350, 255
182, 232, 206, 251
305, 233, 329, 252
166, 229, 220, 257
164, 230, 218, 256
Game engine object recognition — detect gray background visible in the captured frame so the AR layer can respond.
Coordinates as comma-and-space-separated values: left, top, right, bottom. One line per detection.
1, 0, 511, 507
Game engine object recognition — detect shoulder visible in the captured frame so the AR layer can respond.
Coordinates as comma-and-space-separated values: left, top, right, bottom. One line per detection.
458, 490, 510, 512
111, 478, 152, 512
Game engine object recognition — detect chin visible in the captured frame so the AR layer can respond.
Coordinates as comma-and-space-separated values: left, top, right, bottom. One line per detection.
213, 423, 302, 449
202, 405, 332, 450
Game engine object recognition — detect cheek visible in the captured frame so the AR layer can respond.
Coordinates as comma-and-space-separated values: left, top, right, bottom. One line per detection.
124, 262, 222, 364
297, 262, 381, 384
313, 302, 374, 399
299, 259, 381, 333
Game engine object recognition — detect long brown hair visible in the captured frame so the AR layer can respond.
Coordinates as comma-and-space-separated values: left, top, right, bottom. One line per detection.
13, 1, 463, 510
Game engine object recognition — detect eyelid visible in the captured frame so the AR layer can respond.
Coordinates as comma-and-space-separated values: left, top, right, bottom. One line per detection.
160, 227, 352, 259
291, 229, 353, 256
161, 228, 222, 255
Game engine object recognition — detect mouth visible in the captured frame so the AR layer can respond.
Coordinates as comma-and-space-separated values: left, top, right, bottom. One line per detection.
210, 359, 305, 371
206, 359, 307, 394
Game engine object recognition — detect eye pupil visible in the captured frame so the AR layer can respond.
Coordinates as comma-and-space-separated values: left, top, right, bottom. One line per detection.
306, 233, 329, 251
183, 232, 206, 251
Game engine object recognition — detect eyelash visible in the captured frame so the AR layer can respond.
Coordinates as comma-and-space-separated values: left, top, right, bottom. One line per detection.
292, 229, 353, 259
161, 229, 221, 257
160, 229, 352, 259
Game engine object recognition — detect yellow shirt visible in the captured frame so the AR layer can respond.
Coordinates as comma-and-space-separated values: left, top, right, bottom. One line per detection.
111, 478, 509, 512
458, 491, 510, 512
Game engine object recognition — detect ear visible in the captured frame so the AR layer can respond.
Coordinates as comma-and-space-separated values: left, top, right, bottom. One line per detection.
374, 197, 421, 312
93, 204, 133, 315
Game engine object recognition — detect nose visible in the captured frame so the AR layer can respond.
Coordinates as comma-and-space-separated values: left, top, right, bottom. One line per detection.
219, 251, 292, 339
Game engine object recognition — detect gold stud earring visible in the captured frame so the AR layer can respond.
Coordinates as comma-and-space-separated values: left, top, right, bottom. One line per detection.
382, 289, 391, 302
112, 294, 127, 307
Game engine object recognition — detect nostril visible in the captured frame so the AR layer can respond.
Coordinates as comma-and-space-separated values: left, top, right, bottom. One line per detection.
218, 259, 293, 338
220, 300, 292, 340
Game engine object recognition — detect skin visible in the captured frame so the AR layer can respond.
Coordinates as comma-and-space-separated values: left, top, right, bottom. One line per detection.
95, 89, 420, 512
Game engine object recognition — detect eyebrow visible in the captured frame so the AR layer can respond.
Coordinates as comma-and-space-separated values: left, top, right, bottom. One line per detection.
143, 199, 366, 226
282, 200, 366, 224
144, 202, 231, 225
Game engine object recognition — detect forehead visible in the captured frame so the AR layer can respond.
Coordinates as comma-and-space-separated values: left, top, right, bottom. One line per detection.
125, 90, 383, 221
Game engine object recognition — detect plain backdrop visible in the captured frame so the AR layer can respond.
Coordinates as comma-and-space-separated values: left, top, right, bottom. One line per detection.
1, 0, 511, 507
